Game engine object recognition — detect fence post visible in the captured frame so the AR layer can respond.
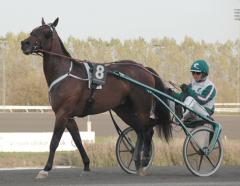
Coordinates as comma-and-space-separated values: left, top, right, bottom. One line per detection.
87, 115, 92, 132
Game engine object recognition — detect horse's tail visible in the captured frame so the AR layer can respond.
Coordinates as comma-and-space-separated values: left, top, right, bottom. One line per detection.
146, 67, 172, 142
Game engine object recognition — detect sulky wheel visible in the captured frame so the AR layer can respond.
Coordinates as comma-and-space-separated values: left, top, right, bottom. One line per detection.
116, 127, 154, 174
183, 126, 223, 177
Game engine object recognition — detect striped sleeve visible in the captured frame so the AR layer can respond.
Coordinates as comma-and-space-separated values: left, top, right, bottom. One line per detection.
171, 91, 185, 101
187, 85, 216, 105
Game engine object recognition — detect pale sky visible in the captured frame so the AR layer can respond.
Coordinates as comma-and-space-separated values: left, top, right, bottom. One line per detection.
1, 0, 240, 43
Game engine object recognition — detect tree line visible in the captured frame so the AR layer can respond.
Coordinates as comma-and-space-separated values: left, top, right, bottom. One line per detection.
0, 32, 239, 105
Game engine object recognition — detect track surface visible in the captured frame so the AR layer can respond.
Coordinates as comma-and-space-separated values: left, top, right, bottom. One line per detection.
0, 113, 239, 139
0, 166, 239, 186
0, 114, 239, 185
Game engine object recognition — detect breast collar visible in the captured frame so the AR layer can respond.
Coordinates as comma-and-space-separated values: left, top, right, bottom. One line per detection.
48, 61, 90, 92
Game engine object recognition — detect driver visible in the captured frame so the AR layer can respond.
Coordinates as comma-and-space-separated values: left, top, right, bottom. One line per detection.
169, 59, 216, 121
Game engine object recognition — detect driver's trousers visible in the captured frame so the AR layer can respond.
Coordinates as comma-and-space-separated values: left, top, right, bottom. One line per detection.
182, 96, 210, 121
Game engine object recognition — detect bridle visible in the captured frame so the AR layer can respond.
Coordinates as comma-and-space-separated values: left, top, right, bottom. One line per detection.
30, 24, 89, 64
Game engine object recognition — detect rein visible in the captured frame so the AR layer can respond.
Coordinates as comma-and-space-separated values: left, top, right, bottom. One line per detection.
168, 81, 181, 91
34, 49, 165, 84
36, 49, 86, 63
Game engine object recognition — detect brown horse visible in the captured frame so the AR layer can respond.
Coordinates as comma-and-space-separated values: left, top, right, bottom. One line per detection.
21, 18, 172, 178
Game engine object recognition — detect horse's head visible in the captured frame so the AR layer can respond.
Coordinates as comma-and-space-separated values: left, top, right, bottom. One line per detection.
21, 18, 59, 55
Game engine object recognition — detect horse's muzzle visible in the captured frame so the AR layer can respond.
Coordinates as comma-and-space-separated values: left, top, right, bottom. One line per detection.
21, 40, 33, 55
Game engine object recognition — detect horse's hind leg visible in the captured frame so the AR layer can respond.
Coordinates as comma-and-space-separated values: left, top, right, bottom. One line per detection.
142, 128, 154, 167
133, 132, 144, 171
36, 114, 67, 179
114, 106, 151, 175
66, 118, 90, 172
133, 128, 153, 176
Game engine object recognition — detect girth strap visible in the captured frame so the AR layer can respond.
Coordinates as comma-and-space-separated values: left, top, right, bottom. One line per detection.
82, 88, 96, 115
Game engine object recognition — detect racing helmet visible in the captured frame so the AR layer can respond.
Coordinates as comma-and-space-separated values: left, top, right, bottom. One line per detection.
190, 60, 209, 75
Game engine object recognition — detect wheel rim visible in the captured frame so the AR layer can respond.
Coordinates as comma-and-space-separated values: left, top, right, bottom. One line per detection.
116, 127, 154, 174
117, 128, 138, 174
184, 127, 223, 176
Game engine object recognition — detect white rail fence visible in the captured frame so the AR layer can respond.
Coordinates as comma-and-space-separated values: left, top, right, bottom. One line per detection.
214, 103, 240, 113
0, 105, 51, 113
0, 107, 95, 152
0, 104, 239, 113
0, 131, 95, 152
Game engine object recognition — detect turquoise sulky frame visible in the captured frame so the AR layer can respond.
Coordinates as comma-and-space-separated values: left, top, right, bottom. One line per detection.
110, 71, 222, 155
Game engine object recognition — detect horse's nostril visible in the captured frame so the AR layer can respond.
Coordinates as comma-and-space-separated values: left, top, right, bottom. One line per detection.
21, 40, 30, 46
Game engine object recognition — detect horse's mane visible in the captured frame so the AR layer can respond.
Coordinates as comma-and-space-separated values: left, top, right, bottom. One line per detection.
54, 30, 71, 57
58, 37, 71, 57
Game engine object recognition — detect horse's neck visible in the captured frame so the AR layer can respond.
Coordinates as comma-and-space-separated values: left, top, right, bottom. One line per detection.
42, 38, 70, 87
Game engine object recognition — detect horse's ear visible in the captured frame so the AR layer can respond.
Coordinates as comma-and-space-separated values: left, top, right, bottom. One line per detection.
52, 17, 59, 27
42, 17, 46, 25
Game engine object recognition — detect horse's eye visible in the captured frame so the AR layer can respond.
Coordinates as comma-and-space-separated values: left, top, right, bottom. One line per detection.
45, 30, 53, 39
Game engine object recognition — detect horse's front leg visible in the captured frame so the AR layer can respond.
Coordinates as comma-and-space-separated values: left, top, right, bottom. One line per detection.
66, 118, 90, 173
36, 114, 67, 179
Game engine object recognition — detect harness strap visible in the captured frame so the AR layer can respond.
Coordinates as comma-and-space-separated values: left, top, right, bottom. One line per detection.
82, 88, 96, 115
48, 61, 89, 92
49, 74, 69, 92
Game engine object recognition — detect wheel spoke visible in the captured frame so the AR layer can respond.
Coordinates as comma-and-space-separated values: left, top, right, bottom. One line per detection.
122, 138, 134, 152
198, 155, 203, 171
187, 152, 199, 157
189, 141, 199, 152
120, 149, 132, 153
205, 155, 216, 168
127, 154, 134, 169
187, 142, 200, 157
122, 136, 135, 149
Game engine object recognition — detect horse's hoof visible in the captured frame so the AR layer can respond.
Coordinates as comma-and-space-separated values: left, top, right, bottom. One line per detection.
80, 170, 91, 176
143, 166, 149, 172
137, 168, 147, 176
35, 170, 49, 179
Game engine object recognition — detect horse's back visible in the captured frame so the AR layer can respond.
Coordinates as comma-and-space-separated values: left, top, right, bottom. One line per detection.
108, 60, 155, 86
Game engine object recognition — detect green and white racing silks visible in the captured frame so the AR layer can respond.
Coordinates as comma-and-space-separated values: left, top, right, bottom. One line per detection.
187, 79, 216, 114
